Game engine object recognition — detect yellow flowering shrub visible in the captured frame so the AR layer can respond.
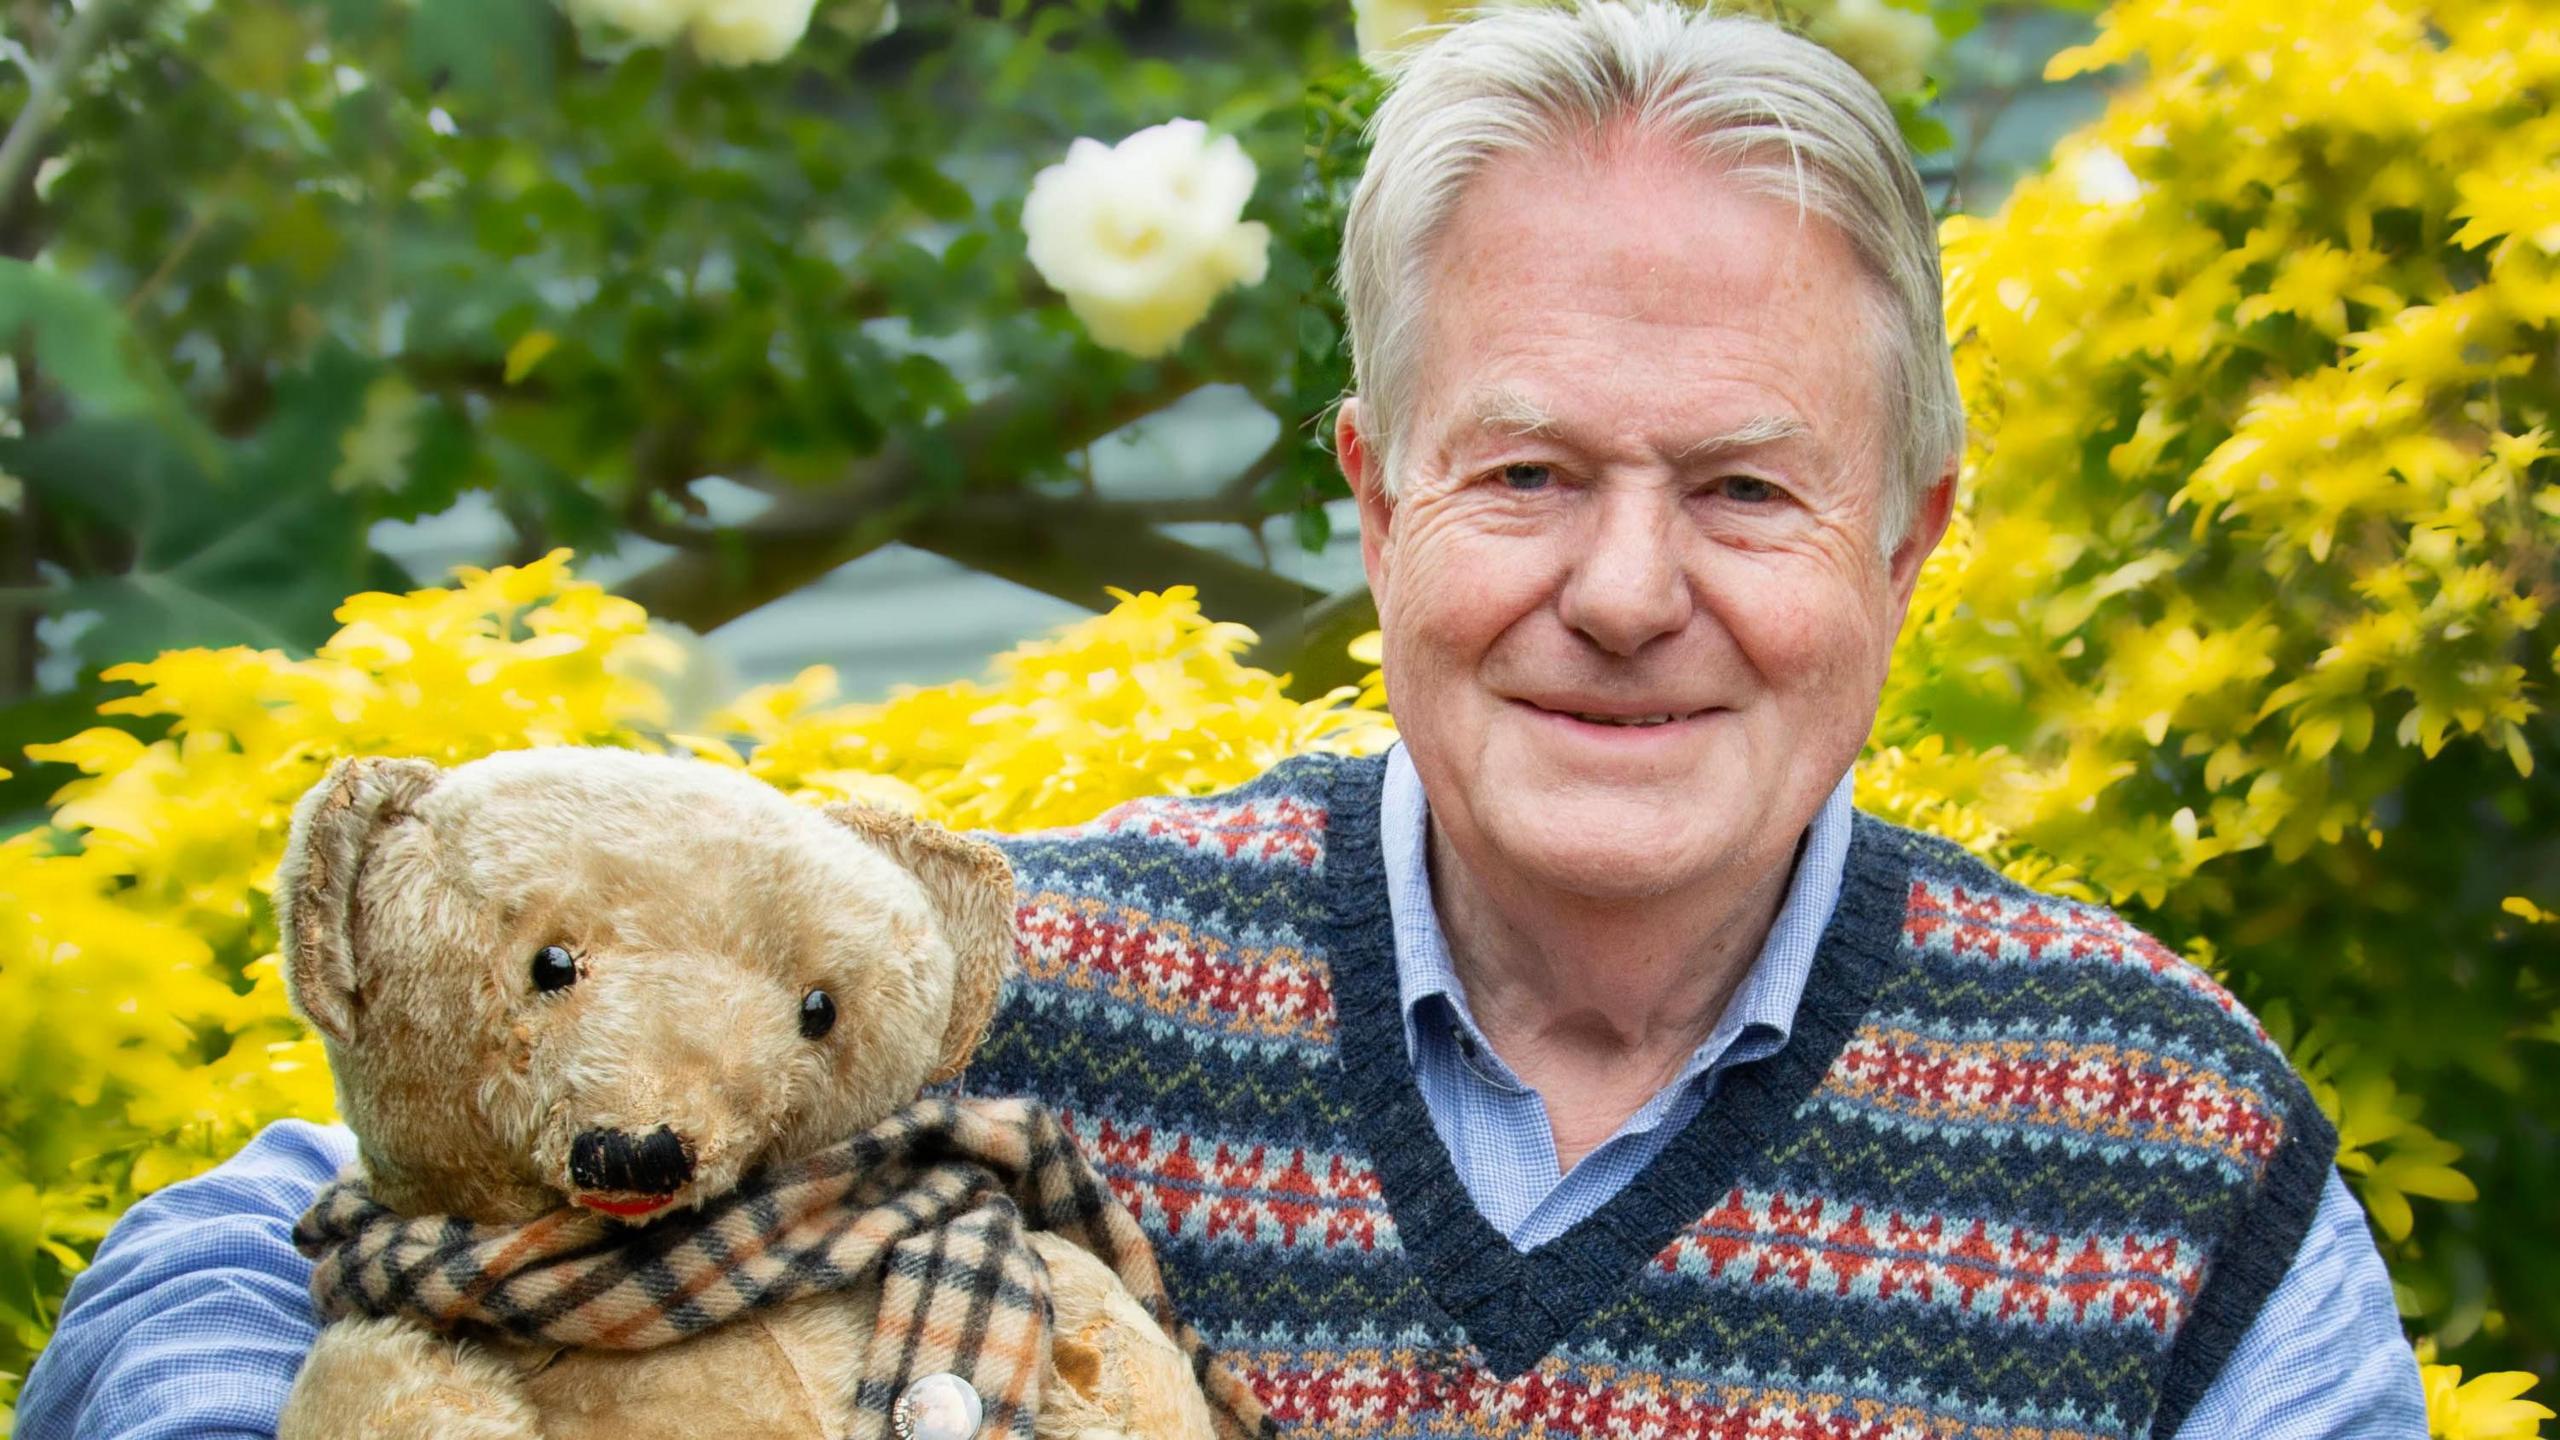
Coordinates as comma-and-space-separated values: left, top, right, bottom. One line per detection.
0, 564, 1385, 1414
680, 586, 1394, 828
1862, 0, 2558, 1394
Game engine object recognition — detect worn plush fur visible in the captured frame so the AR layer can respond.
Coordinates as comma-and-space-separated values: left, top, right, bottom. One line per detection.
271, 747, 1213, 1440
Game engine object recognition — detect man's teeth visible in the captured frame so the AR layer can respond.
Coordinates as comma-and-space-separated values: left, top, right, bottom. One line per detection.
1572, 712, 1677, 727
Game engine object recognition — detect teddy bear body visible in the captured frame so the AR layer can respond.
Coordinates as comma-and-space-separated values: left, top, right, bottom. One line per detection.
270, 748, 1217, 1440
516, 1300, 872, 1439
284, 1299, 866, 1440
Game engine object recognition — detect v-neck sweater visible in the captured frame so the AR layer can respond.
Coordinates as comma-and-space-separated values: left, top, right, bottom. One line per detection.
964, 752, 2334, 1439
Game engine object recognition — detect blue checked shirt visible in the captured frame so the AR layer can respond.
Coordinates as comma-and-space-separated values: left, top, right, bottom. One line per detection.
1380, 743, 2424, 1438
17, 749, 2425, 1438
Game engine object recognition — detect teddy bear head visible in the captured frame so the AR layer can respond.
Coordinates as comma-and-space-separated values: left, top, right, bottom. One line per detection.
274, 747, 1014, 1226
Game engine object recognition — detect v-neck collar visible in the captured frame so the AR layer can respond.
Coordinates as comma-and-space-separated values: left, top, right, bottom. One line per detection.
1314, 752, 1913, 1379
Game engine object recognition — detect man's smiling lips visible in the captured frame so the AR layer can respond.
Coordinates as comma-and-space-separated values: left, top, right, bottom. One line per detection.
1509, 697, 1723, 734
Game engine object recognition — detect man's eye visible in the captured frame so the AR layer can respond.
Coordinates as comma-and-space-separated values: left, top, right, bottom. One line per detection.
1718, 475, 1781, 503
1499, 463, 1553, 491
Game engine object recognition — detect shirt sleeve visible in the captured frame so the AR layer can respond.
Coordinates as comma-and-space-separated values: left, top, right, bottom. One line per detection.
2173, 1167, 2428, 1438
14, 1120, 355, 1440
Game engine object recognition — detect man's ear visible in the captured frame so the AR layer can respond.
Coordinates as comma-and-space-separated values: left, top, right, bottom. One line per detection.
1886, 460, 1959, 629
1338, 397, 1394, 605
275, 756, 441, 1046
826, 804, 1019, 1084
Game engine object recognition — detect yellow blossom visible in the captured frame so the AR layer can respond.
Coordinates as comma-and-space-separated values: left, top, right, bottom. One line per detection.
2426, 1358, 2555, 1439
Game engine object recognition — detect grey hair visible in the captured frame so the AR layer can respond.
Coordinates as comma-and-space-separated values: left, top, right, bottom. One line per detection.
1337, 0, 1964, 548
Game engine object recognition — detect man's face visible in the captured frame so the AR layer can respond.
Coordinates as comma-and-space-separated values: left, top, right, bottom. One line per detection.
1344, 137, 1951, 905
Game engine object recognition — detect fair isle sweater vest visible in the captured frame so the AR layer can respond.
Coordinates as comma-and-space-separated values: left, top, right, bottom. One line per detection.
961, 753, 2336, 1440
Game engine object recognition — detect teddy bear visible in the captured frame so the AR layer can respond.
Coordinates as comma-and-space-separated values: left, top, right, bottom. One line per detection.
268, 746, 1242, 1440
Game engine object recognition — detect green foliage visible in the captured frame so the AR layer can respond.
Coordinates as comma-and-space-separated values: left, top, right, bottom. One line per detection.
0, 0, 1341, 812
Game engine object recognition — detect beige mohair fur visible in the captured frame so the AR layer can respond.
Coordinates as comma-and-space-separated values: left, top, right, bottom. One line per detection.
271, 747, 1213, 1440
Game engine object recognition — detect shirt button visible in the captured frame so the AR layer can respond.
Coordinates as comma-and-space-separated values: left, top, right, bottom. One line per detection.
893, 1372, 983, 1440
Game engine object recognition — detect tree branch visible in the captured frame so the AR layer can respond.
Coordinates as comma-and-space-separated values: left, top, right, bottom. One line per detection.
0, 0, 129, 234
613, 361, 1219, 630
903, 492, 1324, 641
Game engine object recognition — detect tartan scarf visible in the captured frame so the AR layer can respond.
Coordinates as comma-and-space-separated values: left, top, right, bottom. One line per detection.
293, 1096, 1271, 1440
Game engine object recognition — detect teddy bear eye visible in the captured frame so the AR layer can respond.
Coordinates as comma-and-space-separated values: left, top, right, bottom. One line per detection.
531, 945, 579, 993
799, 989, 836, 1040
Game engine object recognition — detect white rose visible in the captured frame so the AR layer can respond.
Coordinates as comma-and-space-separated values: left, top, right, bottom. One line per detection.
568, 0, 699, 45
688, 0, 821, 65
1804, 0, 1937, 98
1021, 119, 1272, 360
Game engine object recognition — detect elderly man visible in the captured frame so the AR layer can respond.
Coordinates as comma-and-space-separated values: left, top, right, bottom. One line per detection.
20, 4, 2424, 1437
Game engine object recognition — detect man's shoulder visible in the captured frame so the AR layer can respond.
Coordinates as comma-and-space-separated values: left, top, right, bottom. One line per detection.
985, 750, 1372, 882
960, 757, 1362, 1110
1848, 808, 2315, 1101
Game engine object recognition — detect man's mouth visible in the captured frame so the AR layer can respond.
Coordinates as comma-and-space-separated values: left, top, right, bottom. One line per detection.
1518, 699, 1714, 729
1563, 711, 1681, 727
574, 1192, 678, 1219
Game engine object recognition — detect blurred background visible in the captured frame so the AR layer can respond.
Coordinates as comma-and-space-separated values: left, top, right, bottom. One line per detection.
0, 0, 2100, 731
0, 0, 2552, 1431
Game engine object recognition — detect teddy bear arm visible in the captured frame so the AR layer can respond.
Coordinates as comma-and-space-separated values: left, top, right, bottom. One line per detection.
280, 1316, 544, 1440
1024, 1232, 1219, 1440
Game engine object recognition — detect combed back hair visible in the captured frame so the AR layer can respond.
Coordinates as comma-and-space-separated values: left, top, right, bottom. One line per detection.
1338, 0, 1964, 548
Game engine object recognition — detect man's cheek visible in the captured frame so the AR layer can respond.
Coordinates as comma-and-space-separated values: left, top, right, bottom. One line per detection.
1415, 527, 1555, 625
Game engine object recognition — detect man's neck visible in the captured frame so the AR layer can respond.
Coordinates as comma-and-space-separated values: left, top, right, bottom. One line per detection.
1424, 819, 1795, 1172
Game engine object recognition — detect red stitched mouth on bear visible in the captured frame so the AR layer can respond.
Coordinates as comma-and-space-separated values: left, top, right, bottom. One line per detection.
575, 1192, 679, 1219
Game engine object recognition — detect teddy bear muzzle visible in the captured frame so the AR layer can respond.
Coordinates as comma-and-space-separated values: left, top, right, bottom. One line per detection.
568, 1125, 697, 1219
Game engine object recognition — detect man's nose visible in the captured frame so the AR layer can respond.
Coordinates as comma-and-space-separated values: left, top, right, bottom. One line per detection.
1557, 486, 1692, 655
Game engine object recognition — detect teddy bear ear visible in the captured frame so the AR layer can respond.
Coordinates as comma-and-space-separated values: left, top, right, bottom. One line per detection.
275, 756, 442, 1046
824, 804, 1019, 1084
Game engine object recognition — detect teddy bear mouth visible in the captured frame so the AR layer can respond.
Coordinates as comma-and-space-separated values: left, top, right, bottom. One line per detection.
573, 1191, 682, 1220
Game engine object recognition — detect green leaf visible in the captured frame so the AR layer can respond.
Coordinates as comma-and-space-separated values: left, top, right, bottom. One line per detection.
407, 0, 556, 101
0, 348, 407, 669
884, 156, 976, 224
331, 376, 426, 493
1293, 504, 1331, 552
0, 261, 159, 417
505, 331, 560, 384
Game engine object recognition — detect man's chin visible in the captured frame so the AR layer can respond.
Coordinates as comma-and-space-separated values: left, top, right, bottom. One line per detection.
1485, 810, 1728, 904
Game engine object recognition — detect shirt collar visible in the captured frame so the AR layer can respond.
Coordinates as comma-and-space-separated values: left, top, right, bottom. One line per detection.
1380, 740, 1854, 1087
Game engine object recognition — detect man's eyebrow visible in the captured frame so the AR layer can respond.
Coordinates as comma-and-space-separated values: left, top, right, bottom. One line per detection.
1468, 386, 1560, 437
1674, 413, 1808, 460
1458, 391, 1808, 457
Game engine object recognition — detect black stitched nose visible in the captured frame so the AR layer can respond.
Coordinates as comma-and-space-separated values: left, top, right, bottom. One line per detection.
569, 1126, 695, 1195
